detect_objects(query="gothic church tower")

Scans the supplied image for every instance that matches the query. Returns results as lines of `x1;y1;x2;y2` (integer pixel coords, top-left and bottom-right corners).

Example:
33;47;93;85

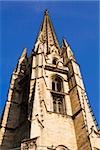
0;10;100;150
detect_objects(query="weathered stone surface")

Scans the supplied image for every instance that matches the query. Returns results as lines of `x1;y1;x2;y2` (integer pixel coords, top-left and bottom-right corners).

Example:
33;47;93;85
0;10;99;150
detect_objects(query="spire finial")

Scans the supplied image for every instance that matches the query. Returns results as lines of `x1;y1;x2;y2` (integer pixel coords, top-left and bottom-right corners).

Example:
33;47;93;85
44;9;48;15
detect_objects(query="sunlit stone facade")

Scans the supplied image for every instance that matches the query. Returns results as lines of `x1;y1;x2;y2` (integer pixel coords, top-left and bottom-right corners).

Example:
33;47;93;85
0;10;100;150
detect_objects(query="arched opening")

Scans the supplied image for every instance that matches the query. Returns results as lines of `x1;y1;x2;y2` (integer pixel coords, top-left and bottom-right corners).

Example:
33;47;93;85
51;75;65;114
56;145;69;150
52;57;58;65
52;76;62;92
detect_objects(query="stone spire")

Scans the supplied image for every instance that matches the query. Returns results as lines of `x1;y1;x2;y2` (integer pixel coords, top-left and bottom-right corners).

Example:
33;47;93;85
34;10;60;54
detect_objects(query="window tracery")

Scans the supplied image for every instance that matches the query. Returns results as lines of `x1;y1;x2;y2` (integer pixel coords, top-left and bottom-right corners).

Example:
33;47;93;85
51;75;65;114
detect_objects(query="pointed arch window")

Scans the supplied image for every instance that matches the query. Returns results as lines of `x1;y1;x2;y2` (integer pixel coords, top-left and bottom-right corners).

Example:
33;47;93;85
52;76;62;92
51;75;65;114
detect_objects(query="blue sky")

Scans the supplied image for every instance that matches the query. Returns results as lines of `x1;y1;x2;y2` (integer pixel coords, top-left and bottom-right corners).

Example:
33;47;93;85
0;1;99;126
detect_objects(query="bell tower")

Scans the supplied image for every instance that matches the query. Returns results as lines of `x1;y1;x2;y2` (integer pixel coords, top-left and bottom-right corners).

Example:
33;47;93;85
0;10;100;150
27;10;77;149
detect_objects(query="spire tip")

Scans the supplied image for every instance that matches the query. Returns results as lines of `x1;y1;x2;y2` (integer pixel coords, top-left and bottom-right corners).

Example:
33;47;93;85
44;9;48;15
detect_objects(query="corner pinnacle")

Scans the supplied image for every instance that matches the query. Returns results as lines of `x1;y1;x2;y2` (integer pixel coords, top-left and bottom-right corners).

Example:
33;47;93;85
20;48;27;58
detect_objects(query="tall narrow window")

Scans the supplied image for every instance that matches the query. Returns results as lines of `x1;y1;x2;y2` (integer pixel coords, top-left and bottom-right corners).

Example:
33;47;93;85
58;100;62;113
52;94;64;114
52;76;62;92
52;81;55;91
53;101;56;112
51;75;65;114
